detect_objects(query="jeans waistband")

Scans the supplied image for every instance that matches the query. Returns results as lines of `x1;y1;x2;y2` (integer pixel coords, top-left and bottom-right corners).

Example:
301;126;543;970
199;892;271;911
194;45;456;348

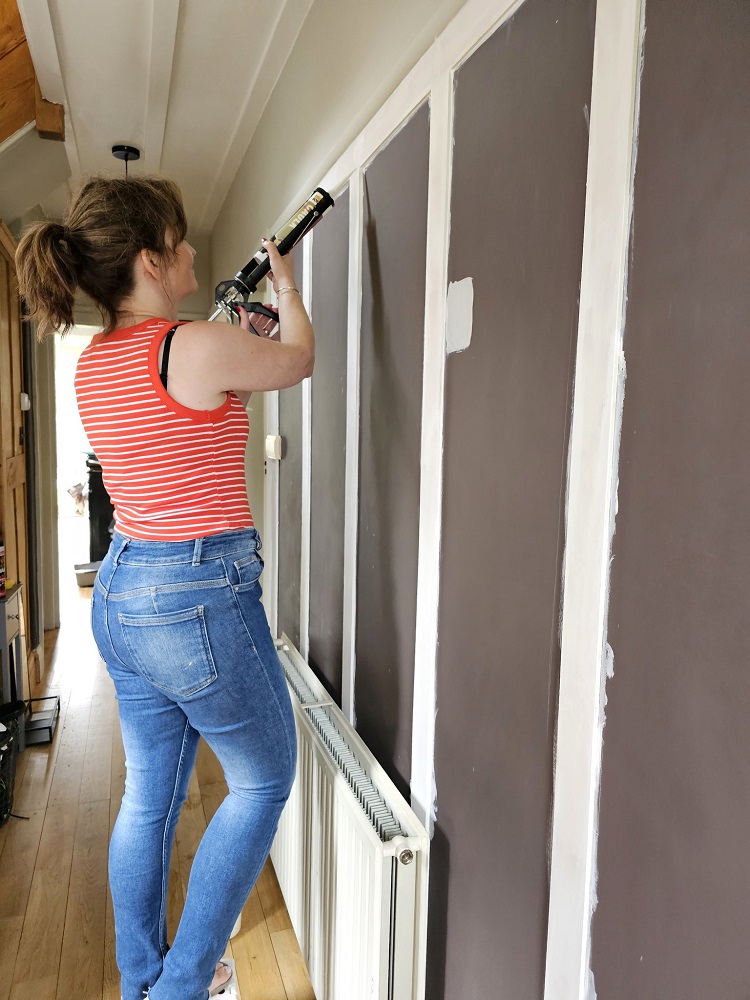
110;527;260;567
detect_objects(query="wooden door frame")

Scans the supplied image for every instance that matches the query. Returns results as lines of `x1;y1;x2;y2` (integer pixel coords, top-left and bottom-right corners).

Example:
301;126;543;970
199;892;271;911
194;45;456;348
0;218;43;691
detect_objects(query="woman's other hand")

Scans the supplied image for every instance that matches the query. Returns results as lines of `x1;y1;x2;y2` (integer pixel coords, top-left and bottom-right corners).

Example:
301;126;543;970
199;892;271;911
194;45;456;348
236;303;280;340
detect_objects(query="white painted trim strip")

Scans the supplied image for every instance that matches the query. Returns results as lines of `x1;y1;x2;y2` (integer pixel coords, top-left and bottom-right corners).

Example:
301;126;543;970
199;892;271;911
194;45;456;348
143;0;180;173
544;1;645;997
264;282;281;639
299;234;313;660
341;166;363;725
409;62;453;839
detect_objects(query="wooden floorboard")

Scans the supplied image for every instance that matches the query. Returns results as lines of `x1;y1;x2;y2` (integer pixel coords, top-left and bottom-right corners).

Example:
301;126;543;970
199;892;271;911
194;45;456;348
0;916;24;1000
257;866;315;1000
0;517;315;999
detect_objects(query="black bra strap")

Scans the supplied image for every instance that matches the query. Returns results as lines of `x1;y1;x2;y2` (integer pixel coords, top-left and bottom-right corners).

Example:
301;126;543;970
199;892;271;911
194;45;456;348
160;324;180;389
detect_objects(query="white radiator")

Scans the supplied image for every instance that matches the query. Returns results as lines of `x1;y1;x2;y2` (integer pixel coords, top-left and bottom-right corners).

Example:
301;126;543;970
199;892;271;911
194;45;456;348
270;638;430;1000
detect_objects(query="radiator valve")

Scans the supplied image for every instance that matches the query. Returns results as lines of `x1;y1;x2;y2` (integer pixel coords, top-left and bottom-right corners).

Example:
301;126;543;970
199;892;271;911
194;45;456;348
399;849;414;866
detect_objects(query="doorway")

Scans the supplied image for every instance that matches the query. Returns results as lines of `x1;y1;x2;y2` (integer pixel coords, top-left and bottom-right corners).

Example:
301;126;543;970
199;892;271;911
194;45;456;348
53;326;98;611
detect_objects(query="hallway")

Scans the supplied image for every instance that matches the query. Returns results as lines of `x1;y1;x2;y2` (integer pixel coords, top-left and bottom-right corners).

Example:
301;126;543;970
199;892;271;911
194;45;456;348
0;516;314;1000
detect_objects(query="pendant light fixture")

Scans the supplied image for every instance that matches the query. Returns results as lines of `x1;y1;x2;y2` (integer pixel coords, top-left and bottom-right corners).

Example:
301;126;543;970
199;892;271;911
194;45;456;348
111;144;141;178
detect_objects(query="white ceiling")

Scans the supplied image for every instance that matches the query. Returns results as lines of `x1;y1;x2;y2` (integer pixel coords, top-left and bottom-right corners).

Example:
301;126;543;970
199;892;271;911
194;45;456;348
3;0;314;234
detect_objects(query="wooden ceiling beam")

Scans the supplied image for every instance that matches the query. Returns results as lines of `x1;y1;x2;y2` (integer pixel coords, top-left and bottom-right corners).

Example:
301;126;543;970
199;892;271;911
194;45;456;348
0;0;65;145
15;0;78;173
34;79;64;141
0;38;35;145
0;0;25;61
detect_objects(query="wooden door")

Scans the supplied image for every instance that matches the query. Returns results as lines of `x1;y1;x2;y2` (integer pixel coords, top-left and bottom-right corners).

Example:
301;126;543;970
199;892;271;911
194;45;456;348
0;221;30;682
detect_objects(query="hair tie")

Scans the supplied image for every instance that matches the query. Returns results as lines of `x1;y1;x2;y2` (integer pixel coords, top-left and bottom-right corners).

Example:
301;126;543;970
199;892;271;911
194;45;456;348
58;224;78;251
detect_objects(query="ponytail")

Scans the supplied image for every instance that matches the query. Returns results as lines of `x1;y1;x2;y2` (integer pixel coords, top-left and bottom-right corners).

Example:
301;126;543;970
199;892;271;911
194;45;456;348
14;176;187;340
16;221;81;338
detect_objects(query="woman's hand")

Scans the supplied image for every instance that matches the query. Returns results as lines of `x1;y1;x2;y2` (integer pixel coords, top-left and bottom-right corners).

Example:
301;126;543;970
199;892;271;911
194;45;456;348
262;237;296;293
236;303;280;340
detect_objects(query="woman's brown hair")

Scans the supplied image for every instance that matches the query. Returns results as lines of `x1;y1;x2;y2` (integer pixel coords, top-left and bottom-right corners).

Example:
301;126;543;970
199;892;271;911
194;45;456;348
15;176;188;338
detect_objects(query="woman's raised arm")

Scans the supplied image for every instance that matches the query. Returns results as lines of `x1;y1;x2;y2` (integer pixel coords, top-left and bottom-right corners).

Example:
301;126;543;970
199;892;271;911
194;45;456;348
171;238;315;395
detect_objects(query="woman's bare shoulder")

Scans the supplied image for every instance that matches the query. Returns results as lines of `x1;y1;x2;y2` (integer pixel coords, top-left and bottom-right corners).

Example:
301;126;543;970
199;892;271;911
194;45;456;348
169;318;310;392
175;318;231;339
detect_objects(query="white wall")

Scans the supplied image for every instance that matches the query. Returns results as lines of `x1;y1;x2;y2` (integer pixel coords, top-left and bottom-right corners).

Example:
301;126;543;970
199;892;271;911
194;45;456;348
0;126;71;228
210;0;470;547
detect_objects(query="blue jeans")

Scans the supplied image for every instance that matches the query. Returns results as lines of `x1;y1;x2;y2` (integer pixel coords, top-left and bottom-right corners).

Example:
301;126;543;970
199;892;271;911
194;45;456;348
91;529;297;1000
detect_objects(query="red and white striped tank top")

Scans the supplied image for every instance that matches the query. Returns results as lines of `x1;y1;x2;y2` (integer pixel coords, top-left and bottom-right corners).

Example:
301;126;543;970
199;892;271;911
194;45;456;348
75;318;254;541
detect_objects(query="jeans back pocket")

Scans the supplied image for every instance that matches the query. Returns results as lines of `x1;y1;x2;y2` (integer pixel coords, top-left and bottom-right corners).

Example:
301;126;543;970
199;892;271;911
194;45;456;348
118;605;218;698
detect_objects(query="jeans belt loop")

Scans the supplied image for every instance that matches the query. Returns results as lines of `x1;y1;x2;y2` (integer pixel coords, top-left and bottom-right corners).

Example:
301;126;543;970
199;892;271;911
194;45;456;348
192;537;203;566
113;535;129;564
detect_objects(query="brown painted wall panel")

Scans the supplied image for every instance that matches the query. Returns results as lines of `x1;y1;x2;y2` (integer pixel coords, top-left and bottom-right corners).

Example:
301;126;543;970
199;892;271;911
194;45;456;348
278;380;302;649
309;186;350;703
355;104;429;799
592;3;750;997
429;1;595;997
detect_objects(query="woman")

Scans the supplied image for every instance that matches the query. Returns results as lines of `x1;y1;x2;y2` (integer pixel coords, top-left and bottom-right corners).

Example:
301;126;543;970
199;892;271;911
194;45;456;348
16;176;314;1000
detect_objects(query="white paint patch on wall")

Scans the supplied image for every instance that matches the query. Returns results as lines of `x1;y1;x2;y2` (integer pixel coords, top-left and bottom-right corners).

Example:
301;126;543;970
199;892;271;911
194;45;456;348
445;276;474;354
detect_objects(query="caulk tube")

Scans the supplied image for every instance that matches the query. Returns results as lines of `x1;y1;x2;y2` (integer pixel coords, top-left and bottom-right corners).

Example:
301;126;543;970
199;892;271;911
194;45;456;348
212;188;334;317
234;188;334;292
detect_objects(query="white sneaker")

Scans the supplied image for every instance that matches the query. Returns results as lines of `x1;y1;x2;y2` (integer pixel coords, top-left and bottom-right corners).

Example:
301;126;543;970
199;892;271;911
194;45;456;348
210;958;240;998
119;958;239;1000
